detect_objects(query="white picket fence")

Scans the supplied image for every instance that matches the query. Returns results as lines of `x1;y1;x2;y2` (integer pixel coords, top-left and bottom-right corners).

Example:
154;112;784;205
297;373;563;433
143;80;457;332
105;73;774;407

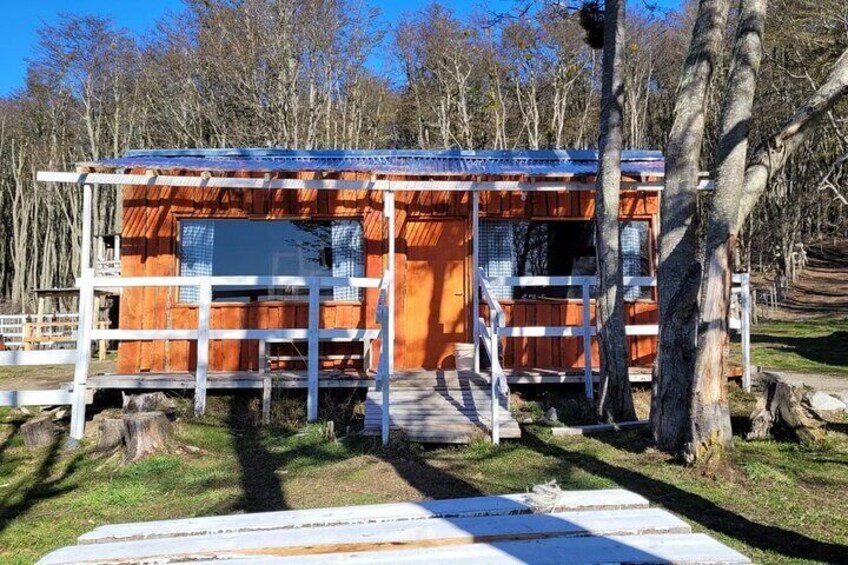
0;313;80;350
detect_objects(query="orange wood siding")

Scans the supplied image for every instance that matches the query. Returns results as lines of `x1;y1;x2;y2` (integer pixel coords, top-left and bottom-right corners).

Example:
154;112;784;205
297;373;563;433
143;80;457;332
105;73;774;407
118;171;659;374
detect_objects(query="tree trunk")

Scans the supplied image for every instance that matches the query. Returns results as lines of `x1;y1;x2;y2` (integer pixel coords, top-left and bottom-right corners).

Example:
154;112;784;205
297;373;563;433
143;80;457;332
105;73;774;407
22;415;56;449
748;374;825;444
97;417;125;452
123;412;175;462
594;0;637;423
685;0;767;465
652;0;730;453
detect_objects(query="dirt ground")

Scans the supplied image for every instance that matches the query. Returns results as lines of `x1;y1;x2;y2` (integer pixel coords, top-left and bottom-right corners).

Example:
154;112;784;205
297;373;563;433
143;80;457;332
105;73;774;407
761;238;848;320
0;358;115;390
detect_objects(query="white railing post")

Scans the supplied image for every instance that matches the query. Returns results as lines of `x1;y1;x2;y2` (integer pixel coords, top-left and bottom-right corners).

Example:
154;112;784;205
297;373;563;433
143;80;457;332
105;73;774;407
381;324;390;445
194;280;212;417
582;281;594;401
490;311;501;445
472;190;480;373
69;268;94;441
740;273;752;392
307;277;320;422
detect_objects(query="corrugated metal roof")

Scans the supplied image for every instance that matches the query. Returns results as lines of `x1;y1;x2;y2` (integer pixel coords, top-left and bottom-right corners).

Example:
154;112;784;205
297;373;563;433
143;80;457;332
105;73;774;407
91;148;665;177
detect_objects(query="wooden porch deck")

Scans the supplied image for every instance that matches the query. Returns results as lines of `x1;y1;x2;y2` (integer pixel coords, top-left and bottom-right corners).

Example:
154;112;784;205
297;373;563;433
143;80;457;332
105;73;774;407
363;370;521;444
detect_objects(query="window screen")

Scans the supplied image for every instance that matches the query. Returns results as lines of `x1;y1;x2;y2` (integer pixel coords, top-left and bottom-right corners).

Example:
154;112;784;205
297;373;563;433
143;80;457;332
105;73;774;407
479;219;651;300
178;219;364;303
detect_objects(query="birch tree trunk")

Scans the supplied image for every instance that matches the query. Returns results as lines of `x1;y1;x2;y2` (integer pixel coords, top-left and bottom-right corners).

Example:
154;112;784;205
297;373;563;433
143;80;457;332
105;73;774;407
686;0;767;465
651;0;730;453
594;0;637;423
687;41;848;464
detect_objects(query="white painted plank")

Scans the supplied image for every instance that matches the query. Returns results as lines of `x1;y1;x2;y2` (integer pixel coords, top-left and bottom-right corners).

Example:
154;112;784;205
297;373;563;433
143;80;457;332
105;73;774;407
41;509;691;565
0;389;73;407
180;533;750;564
84;275;380;289
76;490;649;544
551;420;649;437
0;349;77;366
38;171;670;193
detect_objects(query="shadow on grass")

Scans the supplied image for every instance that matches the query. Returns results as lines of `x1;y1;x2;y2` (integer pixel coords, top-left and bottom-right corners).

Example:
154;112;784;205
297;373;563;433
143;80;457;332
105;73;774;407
379;444;485;500
223;395;354;513
751;330;848;368
0;432;82;535
522;429;847;562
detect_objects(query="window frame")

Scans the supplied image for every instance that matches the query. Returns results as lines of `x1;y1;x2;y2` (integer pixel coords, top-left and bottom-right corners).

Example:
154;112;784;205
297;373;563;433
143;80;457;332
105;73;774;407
478;216;656;303
174;215;367;306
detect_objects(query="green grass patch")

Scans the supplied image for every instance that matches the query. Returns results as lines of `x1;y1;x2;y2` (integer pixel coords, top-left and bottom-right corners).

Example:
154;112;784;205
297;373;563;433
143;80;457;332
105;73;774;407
0;397;846;565
731;316;848;375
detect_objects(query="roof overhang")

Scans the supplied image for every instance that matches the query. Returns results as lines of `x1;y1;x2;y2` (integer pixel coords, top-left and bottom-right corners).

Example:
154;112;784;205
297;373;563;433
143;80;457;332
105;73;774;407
37;171;697;192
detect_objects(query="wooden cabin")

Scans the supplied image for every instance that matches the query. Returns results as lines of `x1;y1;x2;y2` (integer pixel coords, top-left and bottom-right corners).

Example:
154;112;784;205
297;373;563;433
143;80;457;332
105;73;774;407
39;149;667;444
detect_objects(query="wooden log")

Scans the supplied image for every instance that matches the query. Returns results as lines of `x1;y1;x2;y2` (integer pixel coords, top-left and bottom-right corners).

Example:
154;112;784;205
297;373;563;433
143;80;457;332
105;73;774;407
122;392;177;417
97;418;124;452
748;374;826;443
122;412;175;462
21;415;56;449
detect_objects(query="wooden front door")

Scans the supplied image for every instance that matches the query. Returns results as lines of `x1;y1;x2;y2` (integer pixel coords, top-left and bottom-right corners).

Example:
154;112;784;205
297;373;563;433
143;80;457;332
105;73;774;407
401;218;468;369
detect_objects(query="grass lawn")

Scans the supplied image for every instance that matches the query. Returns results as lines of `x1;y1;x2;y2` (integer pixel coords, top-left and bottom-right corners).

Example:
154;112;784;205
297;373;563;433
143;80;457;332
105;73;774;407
1;391;846;565
732;316;848;376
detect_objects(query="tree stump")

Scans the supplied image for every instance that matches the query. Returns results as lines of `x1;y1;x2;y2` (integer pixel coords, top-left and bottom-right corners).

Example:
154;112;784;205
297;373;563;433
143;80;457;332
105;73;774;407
97;417;125;452
122;392;177;417
748;374;826;443
122;412;175;462
21;415;56;449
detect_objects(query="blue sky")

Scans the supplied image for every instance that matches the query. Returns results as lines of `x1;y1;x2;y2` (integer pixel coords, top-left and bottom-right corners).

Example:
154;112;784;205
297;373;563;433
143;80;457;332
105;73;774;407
0;0;683;96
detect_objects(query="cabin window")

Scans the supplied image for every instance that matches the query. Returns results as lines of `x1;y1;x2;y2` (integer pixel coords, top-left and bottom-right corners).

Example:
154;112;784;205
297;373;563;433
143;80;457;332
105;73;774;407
479;219;651;300
178;219;364;303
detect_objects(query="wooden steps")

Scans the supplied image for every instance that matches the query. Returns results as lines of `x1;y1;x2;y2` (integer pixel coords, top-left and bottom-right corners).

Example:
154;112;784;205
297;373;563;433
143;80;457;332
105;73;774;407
40;489;750;564
362;370;520;443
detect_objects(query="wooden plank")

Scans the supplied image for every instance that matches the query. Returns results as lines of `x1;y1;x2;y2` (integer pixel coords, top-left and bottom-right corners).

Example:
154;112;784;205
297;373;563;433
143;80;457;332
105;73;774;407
0;350;77;366
551;420;650;437
42;509;692;564
75;490;650;545
0;389;74;407
196;533;749;564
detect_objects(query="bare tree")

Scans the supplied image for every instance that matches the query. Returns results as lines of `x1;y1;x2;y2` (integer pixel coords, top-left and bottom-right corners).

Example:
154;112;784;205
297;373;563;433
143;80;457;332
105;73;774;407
593;0;638;422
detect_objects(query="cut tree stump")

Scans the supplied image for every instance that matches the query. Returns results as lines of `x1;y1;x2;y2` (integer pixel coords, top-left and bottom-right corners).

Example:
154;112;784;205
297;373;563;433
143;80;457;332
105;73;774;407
123;392;177;417
97;418;124;452
748;374;826;443
123;412;175;462
22;415;56;449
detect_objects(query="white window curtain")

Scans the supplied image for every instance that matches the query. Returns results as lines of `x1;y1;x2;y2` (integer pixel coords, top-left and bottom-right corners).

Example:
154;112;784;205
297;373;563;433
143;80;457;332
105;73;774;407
179;220;215;303
331;221;364;301
621;223;642;301
480;220;515;300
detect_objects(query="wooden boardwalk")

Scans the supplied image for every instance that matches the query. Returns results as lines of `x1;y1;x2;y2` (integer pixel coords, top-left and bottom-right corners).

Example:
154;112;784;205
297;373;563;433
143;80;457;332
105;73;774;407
39;489;750;564
363;370;520;443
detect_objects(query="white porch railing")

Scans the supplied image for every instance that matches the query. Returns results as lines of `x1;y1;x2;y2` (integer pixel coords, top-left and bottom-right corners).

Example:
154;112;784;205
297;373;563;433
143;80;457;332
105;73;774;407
476;269;659;442
67;272;390;440
476;270;754;442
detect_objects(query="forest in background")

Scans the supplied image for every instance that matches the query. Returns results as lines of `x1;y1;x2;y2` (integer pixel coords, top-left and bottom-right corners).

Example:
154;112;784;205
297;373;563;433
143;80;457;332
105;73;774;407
0;0;845;311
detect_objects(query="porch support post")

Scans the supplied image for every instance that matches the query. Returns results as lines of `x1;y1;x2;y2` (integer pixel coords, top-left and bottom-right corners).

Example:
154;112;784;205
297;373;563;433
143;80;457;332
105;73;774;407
194;280;212;417
382;190;396;445
740;273;752;392
472;189;480;373
69;182;94;442
582;281;594;400
307;277;320;422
